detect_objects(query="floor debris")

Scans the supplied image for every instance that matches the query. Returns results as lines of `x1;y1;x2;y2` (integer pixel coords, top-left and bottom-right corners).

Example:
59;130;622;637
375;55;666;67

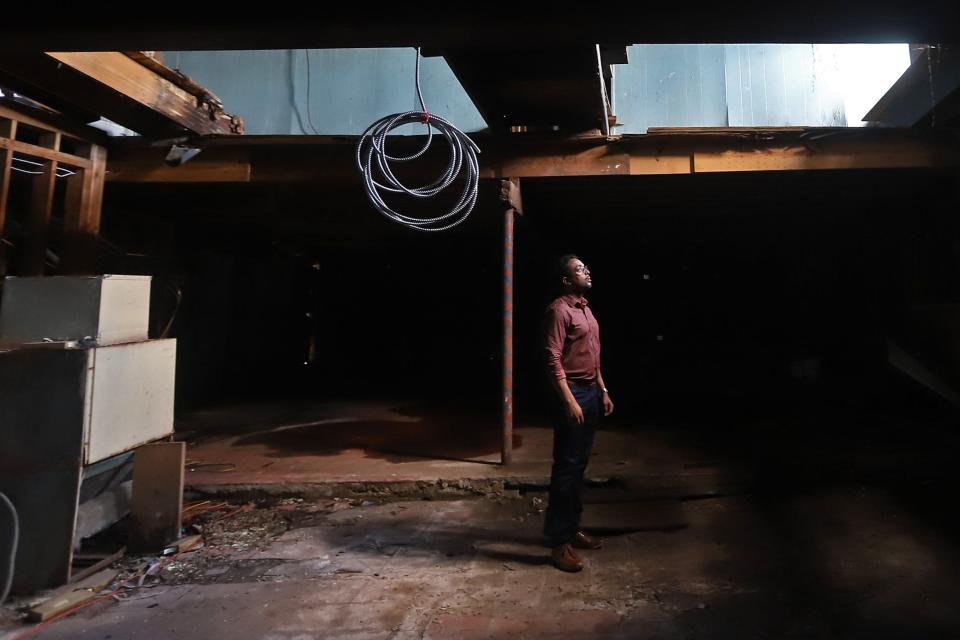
4;478;960;639
26;569;118;622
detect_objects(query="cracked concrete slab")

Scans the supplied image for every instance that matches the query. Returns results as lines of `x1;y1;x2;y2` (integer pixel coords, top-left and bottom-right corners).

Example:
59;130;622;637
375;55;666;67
6;483;960;639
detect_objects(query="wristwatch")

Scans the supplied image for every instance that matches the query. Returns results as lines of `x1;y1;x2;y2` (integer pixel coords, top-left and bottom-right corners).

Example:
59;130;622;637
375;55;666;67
600;386;609;394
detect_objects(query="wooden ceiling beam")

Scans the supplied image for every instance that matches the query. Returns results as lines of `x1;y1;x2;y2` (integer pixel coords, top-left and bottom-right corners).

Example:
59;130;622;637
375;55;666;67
0;52;242;138
105;130;960;184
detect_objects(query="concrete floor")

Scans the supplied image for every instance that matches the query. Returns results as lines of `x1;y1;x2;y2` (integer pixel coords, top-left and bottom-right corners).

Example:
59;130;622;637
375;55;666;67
176;399;747;496
177;398;955;501
4;398;960;638
4;484;960;639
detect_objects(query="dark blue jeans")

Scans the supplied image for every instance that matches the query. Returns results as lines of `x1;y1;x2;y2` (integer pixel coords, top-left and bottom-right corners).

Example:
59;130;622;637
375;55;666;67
543;383;601;546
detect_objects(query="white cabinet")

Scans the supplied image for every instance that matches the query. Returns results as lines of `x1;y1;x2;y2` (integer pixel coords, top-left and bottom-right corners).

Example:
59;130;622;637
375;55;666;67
0;275;151;346
83;339;177;463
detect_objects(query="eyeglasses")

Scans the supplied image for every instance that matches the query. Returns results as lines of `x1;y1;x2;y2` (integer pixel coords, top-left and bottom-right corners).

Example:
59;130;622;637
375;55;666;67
573;264;590;275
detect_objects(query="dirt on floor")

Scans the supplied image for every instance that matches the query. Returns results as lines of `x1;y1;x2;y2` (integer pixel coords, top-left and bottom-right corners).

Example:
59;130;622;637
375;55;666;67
3;476;960;640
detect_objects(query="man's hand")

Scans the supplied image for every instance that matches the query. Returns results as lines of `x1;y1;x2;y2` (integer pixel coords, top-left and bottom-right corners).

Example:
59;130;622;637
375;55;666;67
602;392;614;417
566;399;585;425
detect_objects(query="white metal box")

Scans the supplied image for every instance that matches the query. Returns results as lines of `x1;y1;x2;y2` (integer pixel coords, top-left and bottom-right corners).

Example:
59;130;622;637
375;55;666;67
83;339;177;463
0;339;177;465
0;275;151;346
0;338;176;592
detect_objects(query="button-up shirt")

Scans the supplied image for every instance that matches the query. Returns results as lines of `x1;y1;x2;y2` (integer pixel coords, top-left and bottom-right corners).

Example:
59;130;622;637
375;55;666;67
544;293;601;382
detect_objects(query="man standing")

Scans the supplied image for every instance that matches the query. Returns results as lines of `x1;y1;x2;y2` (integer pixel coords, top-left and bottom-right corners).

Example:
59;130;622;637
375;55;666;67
543;255;614;572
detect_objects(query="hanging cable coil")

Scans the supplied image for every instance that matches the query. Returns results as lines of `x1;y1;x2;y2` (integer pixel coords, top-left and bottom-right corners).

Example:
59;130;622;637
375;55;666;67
355;48;480;232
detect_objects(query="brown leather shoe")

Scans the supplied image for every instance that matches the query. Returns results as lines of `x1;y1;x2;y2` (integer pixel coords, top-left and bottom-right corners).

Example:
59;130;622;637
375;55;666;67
551;543;584;572
572;530;602;550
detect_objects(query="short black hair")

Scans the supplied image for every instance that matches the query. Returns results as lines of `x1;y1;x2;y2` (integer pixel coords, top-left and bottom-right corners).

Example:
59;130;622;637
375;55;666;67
556;254;581;282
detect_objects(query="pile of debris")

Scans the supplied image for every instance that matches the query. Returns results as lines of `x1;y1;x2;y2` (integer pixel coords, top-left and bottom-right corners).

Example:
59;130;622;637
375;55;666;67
1;498;366;635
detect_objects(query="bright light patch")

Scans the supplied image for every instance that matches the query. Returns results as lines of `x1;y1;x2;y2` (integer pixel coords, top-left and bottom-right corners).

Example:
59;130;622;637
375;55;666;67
818;44;912;125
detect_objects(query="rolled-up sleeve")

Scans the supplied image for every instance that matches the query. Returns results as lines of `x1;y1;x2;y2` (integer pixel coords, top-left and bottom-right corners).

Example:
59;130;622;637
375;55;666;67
544;307;567;380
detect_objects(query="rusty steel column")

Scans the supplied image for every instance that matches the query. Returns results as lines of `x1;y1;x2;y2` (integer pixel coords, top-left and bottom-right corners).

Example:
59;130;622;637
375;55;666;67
500;179;522;465
503;204;514;464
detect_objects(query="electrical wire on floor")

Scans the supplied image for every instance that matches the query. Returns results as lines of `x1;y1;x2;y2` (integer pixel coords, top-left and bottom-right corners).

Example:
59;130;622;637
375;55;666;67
184;459;236;473
0;491;18;606
181;500;231;516
356;47;480;232
11;539;197;640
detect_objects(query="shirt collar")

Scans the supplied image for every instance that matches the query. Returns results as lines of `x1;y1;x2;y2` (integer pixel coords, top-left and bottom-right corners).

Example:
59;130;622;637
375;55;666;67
562;293;589;309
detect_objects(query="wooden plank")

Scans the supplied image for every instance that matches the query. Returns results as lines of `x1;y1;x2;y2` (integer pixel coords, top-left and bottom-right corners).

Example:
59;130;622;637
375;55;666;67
0;119;13;277
694;147;946;172
107;147;251;183
46;52;241;136
23;156;57;276
0;52;239;137
129;441;185;553
123;51;227;108
0;138;92;169
0;340;80;352
63;169;88;234
676;130;960;170
647;126;810;135
109;144;668;183
63;145;106;274
27;568;118;622
61;169;96;275
484;144;690;177
69;547;125;585
162;534;202;556
87;145;106;233
104;131;960;184
629;150;693;175
0;101;109;148
481;146;634;178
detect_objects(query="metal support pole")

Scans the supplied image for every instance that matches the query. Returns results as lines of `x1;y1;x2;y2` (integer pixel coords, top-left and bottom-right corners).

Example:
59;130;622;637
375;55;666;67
503;204;515;464
500;179;522;465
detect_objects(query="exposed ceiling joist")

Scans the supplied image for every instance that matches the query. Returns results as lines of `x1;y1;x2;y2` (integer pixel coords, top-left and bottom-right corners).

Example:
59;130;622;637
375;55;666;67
0;52;243;138
105;129;960;184
0;101;109;148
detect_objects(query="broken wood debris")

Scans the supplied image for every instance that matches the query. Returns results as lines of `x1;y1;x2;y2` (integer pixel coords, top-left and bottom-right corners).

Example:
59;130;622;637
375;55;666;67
27;569;118;622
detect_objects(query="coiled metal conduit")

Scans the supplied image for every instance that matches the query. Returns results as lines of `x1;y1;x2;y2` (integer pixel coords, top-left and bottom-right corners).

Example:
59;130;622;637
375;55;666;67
355;48;480;232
